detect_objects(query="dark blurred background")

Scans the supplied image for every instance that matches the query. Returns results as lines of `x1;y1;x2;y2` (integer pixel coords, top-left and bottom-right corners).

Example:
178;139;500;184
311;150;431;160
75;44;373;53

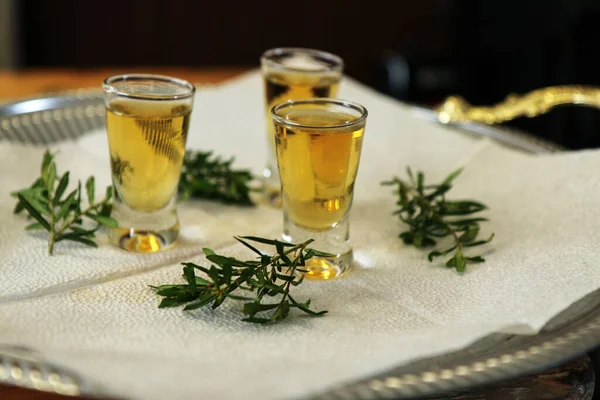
2;0;600;149
2;0;599;150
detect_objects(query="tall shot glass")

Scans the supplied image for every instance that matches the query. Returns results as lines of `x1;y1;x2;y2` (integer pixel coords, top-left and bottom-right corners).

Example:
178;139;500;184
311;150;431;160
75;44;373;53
103;74;195;253
271;98;368;279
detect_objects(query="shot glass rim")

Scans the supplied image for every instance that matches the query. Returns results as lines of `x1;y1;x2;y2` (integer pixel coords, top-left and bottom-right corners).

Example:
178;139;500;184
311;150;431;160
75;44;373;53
260;47;344;74
102;74;196;101
271;98;368;130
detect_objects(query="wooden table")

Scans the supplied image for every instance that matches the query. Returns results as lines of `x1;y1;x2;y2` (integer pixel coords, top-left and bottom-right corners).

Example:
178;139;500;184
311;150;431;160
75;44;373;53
0;67;248;100
0;67;595;400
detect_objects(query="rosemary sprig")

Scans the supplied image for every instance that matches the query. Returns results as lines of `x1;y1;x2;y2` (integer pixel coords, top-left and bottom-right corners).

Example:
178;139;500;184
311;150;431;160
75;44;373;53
11;150;117;255
179;150;256;206
382;167;494;272
151;236;330;323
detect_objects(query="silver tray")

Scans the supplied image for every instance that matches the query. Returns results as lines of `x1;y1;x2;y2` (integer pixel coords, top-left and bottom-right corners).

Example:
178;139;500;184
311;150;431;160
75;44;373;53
0;90;598;399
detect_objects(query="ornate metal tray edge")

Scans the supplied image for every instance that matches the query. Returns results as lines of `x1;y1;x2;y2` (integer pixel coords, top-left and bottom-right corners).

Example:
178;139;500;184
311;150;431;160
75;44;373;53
0;92;598;400
0;348;91;397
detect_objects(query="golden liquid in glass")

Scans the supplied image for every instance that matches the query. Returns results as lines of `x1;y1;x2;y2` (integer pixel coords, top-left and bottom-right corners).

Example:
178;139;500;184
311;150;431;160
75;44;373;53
275;107;365;231
105;99;190;212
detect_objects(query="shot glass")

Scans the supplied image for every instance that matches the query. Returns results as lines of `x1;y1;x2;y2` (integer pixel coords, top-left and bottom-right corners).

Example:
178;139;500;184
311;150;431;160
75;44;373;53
102;74;195;253
271;98;368;279
261;48;344;205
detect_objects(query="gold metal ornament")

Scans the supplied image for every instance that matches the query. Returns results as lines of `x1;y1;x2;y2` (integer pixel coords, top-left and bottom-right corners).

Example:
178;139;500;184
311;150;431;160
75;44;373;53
437;86;600;125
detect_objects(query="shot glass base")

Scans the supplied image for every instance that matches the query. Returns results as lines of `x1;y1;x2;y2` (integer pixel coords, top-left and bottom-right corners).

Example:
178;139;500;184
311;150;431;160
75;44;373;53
302;251;353;280
282;218;352;280
109;224;179;253
109;196;180;253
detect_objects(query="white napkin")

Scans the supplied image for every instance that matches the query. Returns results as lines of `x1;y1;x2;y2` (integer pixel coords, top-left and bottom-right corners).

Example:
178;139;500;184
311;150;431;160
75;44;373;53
0;70;599;400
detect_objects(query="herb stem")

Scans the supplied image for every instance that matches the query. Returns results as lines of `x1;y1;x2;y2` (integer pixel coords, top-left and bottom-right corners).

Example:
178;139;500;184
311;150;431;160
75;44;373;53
55;202;105;237
270;239;314;264
47;178;56;256
446;225;462;251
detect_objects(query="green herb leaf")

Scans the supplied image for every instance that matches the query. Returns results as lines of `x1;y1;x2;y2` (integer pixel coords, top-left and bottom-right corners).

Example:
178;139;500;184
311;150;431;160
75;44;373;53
87;214;118;228
55;172;70;203
25;222;44;231
55;190;78;222
289;297;328;316
234;236;264;256
305;249;336;257
459;225;480;243
242;302;280;315
441;168;463;186
85;176;95;206
203;248;216;256
406;167;415;183
417;172;424;194
41;151;53;181
55;228;97;241
155;286;187;297
20;193;50;217
184;292;216;311
462;234;494;248
466;256;485;263
208;265;221;287
46;163;57;194
239;236;295;247
183;265;197;291
241;316;271;324
453;251;466;272
61;236;98;248
17;194;50;230
446;218;488;226
159;298;188;308
443;200;486;216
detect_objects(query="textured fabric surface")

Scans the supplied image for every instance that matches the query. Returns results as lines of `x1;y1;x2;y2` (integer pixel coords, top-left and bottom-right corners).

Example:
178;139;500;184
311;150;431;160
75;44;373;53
0;71;598;400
